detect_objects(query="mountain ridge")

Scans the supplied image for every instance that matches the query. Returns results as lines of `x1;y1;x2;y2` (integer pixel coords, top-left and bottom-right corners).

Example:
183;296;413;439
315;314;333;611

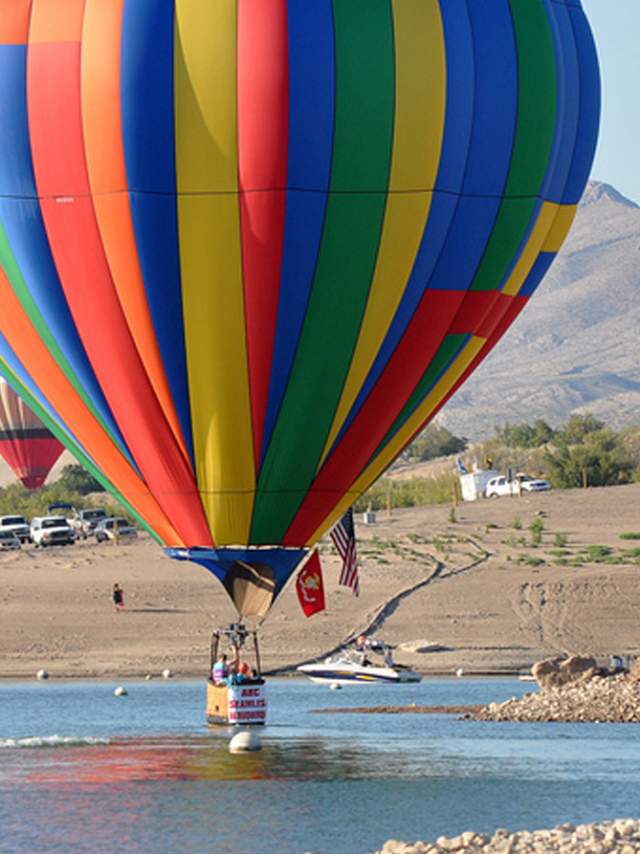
440;181;640;439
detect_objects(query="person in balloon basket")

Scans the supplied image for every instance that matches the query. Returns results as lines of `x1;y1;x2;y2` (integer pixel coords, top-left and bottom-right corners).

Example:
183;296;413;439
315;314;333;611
212;654;229;685
112;583;125;613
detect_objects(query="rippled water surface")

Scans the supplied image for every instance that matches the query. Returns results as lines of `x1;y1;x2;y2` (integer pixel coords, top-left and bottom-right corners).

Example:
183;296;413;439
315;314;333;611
1;679;639;853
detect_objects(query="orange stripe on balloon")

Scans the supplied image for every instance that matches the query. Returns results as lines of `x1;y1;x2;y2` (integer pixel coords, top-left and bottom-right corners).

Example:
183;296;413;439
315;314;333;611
80;0;190;464
29;0;84;43
26;27;211;546
0;0;32;43
0;266;183;545
237;0;289;464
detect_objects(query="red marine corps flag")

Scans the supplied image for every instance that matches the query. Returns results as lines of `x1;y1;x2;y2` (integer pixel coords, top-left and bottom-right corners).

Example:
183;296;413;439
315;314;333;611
296;551;325;618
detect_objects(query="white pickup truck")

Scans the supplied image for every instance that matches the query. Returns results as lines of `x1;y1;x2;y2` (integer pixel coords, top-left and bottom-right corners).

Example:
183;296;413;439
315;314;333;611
30;516;76;547
0;514;31;544
485;474;550;498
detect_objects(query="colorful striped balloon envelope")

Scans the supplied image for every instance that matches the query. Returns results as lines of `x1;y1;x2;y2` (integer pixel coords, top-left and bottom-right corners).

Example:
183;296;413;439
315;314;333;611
0;1;599;615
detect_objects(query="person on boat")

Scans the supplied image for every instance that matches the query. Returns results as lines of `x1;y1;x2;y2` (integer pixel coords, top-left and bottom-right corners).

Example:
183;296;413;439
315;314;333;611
212;654;229;684
354;635;371;667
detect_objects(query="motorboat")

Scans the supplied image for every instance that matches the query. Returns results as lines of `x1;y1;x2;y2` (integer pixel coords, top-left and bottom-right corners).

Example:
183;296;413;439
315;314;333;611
298;638;422;685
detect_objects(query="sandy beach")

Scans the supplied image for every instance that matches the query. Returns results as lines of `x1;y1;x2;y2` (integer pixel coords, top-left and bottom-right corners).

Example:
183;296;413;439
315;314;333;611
1;483;639;679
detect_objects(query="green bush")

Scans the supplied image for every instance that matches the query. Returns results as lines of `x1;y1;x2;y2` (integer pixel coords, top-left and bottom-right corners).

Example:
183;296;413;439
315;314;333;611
553;533;568;548
583;545;613;562
57;464;105;495
405;424;467;462
620;532;640;540
529;518;545;545
512;517;523;530
354;473;458;512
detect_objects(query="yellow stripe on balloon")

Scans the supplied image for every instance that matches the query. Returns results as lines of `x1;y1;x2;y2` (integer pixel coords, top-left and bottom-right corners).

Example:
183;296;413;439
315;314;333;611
502;202;576;296
306;336;485;546
318;0;446;465
174;0;255;545
542;203;577;253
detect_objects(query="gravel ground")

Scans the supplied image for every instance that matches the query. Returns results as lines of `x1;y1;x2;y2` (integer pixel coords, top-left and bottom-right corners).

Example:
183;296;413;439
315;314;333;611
377;818;640;853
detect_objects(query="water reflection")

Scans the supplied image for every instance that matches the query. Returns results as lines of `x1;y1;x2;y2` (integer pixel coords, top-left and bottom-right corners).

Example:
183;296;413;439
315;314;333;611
20;734;423;785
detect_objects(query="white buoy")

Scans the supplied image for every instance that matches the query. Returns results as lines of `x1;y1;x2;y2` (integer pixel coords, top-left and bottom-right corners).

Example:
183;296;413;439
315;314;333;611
162;668;173;679
114;686;128;697
330;682;341;690
145;674;153;681
455;667;464;678
229;730;262;753
36;669;49;681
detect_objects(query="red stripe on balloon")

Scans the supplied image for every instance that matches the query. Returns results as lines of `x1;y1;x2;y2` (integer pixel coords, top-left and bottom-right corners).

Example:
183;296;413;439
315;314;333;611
397;295;530;458
26;37;212;547
283;289;466;545
237;0;289;466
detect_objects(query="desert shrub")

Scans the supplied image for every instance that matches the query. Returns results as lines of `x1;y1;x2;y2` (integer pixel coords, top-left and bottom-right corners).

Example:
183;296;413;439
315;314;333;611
529;518;545;545
512;517;523;530
583;545;613;562
620;532;640;540
517;555;545;567
554;533;568;548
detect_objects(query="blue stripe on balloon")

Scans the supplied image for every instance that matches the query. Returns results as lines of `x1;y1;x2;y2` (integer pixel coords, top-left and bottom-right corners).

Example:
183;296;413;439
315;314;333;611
121;0;194;464
0;47;35;197
542;0;580;203
519;252;556;298
461;0;517;197
434;0;474;194
260;0;335;464
563;4;601;204
0;199;133;459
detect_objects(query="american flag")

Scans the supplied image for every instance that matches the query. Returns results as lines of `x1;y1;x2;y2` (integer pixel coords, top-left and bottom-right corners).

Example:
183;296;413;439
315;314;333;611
330;508;359;596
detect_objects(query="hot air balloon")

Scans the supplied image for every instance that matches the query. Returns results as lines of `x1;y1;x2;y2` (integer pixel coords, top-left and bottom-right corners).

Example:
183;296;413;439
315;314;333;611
0;378;64;490
0;1;599;616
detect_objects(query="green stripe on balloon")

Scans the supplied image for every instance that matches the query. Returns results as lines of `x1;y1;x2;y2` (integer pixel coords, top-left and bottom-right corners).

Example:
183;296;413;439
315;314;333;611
370;334;469;461
0;219;129;457
470;0;557;292
251;0;395;544
0;357;160;544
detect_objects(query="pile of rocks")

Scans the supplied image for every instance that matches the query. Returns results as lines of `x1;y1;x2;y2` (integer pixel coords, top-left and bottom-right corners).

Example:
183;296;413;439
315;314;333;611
472;673;640;723
377;819;640;853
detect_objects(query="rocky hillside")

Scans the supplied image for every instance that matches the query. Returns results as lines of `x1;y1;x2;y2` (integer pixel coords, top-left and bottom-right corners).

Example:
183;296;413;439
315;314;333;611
441;181;640;439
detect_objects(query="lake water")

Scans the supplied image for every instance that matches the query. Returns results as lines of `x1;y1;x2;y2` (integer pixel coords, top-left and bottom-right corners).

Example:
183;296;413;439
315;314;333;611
1;678;639;853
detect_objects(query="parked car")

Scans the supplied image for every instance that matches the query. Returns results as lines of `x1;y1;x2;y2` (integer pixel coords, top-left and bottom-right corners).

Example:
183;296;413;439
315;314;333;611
0;514;31;543
30;516;76;547
0;529;21;550
47;503;109;539
518;475;551;493
95;517;137;543
485;474;551;498
70;508;108;539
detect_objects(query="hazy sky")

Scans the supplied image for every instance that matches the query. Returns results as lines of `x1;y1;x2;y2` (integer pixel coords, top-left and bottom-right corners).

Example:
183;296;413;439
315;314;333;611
582;0;640;203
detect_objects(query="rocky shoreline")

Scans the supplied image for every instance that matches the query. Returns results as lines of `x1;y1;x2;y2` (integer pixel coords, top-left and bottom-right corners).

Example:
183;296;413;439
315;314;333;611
472;672;640;724
377;819;640;853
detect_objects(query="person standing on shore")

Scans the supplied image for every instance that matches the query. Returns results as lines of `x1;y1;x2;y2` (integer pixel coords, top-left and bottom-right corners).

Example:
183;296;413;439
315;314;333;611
112;583;124;613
